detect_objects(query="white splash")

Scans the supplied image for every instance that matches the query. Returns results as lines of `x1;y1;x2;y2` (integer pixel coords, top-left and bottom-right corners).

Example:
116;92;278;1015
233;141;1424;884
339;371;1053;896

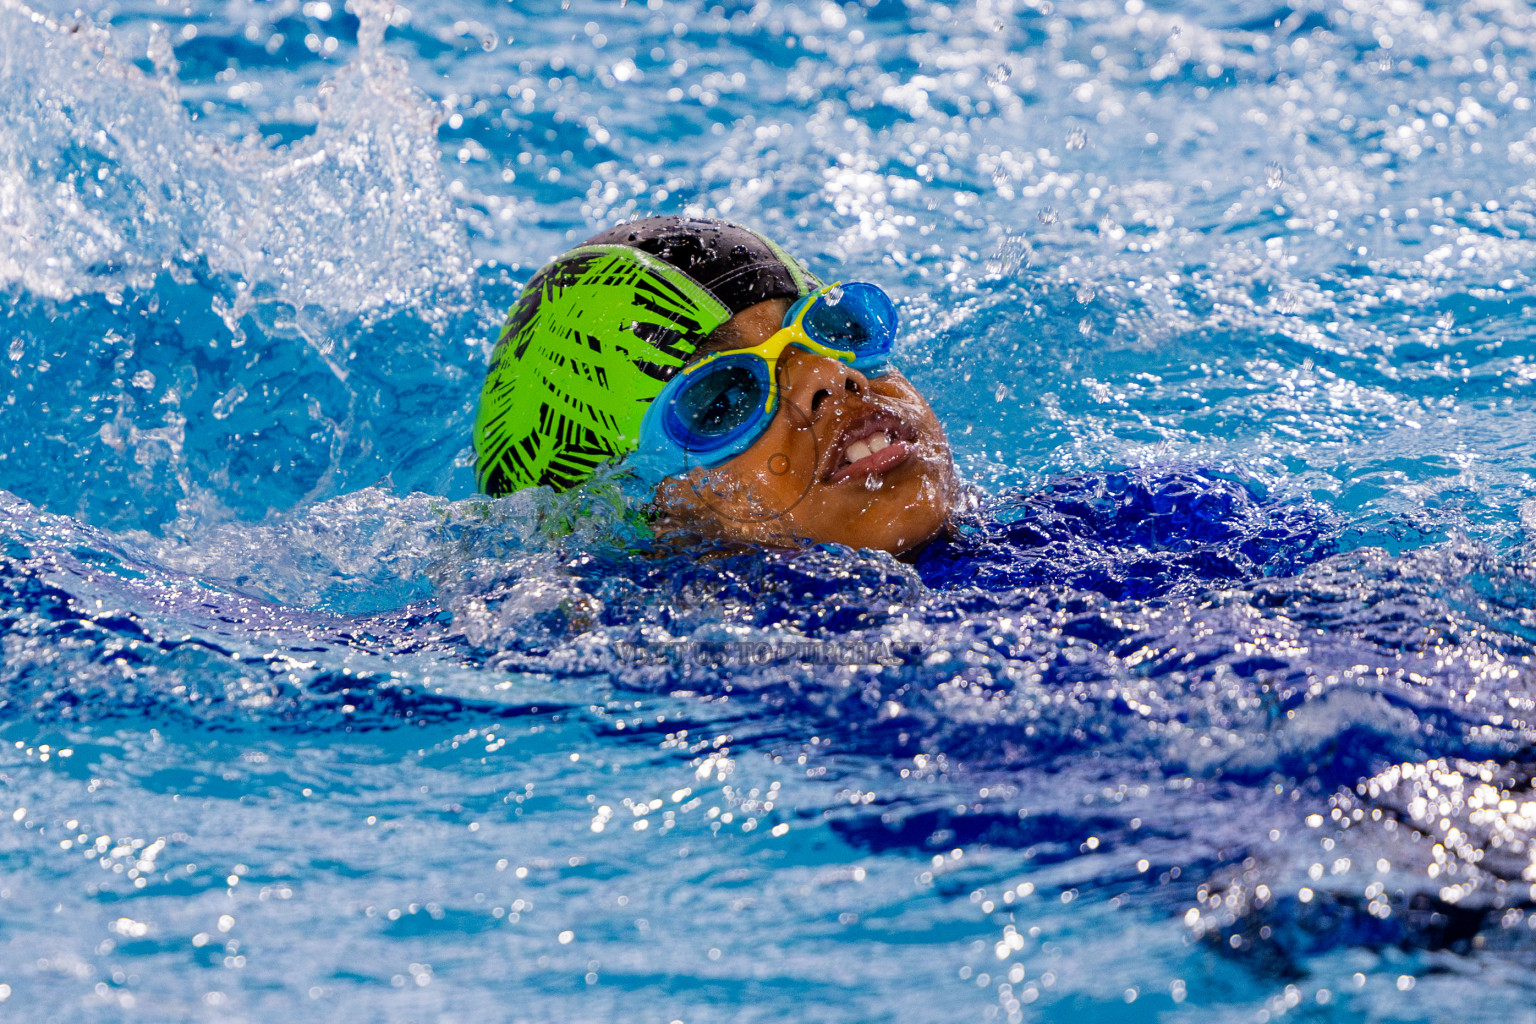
0;0;472;319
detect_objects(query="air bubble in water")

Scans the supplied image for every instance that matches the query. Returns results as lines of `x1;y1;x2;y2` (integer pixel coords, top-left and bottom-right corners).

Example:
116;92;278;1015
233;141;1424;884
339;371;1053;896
985;64;1012;87
482;34;498;51
994;383;1008;402
1436;310;1455;330
1038;207;1057;225
1075;284;1095;303
1066;128;1087;151
1266;162;1284;189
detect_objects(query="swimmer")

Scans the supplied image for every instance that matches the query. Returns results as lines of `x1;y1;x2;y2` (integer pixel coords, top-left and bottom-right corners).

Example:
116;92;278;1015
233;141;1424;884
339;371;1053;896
473;217;957;555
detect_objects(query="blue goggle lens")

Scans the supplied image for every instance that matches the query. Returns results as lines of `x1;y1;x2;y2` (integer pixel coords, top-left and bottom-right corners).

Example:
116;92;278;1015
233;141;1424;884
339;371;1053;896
802;282;897;357
676;364;759;436
664;354;771;449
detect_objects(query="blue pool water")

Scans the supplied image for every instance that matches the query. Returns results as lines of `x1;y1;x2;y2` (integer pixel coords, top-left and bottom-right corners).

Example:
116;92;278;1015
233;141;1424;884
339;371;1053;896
4;0;1536;1020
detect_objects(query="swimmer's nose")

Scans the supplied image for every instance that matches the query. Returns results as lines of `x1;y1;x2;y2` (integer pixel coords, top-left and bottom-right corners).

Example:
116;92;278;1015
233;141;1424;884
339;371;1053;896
779;346;868;422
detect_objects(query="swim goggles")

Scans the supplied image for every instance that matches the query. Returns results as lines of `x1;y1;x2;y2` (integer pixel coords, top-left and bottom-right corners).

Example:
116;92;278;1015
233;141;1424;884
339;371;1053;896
630;282;899;483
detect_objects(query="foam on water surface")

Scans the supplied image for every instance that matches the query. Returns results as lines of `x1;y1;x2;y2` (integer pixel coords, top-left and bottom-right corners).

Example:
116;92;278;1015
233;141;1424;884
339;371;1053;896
2;0;1536;1021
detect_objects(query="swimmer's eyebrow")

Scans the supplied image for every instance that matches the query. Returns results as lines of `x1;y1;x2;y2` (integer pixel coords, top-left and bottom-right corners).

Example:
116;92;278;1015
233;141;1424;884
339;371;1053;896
685;332;742;364
684;320;762;365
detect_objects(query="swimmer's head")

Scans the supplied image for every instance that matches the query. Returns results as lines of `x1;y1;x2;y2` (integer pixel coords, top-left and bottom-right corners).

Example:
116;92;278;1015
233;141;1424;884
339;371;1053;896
473;216;956;554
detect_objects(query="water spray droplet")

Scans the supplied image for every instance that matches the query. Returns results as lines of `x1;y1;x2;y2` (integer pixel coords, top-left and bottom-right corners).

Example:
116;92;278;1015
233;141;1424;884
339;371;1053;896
1266;162;1284;189
146;23;179;77
1066;128;1087;151
986;235;1032;277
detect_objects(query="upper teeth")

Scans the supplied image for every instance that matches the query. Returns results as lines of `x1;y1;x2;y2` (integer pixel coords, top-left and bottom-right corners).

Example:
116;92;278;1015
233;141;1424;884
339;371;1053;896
844;431;892;465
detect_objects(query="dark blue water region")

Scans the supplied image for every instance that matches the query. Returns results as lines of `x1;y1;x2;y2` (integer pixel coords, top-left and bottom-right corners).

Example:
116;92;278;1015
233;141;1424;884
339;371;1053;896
5;467;1535;1019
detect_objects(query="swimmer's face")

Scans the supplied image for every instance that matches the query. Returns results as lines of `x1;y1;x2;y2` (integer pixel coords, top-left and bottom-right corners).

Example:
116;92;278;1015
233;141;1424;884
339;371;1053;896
653;297;957;555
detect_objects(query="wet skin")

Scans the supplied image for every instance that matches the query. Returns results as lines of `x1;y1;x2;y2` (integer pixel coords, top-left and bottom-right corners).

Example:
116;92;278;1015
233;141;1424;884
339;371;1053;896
653;297;957;555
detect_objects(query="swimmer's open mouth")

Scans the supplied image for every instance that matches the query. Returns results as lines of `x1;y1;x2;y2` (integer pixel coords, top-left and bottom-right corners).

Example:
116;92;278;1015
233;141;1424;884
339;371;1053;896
824;410;916;484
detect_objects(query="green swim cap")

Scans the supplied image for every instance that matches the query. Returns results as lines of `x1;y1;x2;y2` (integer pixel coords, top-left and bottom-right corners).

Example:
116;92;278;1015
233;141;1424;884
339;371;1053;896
473;217;817;495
